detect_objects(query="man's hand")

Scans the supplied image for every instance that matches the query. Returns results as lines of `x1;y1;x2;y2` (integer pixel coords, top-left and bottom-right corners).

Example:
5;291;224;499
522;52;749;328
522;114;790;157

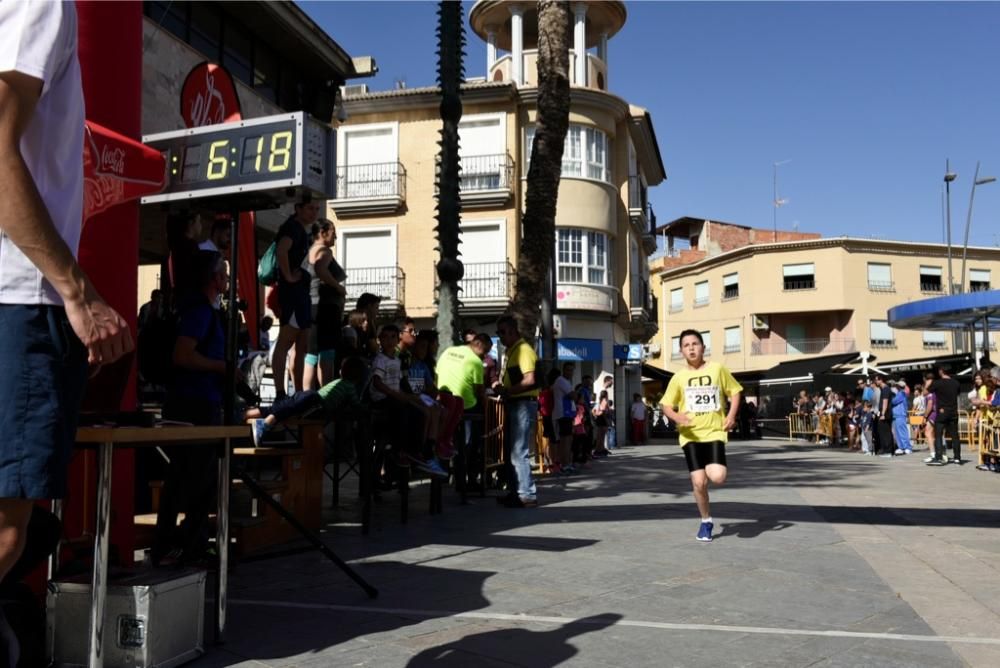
723;415;737;431
63;277;133;367
673;413;692;427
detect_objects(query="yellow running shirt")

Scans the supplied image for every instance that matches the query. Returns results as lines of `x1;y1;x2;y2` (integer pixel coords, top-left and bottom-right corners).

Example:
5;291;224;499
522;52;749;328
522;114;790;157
662;361;743;446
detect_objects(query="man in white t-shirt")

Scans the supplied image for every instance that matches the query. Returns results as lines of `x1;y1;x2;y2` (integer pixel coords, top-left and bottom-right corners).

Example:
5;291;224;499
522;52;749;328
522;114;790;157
551;362;576;473
630;394;648;445
0;3;132;660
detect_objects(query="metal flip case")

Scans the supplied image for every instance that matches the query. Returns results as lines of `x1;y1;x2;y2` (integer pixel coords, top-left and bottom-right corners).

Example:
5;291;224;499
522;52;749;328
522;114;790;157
47;569;206;668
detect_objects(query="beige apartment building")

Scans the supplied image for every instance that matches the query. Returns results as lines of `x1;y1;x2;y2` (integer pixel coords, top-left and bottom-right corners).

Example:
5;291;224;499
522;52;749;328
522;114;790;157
329;0;666;399
649;219;1000;376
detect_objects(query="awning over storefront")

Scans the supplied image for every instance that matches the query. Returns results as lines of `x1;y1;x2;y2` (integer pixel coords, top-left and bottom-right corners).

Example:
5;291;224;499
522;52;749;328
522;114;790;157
759;352;866;386
863;353;975;378
888;290;1000;330
641;364;673;384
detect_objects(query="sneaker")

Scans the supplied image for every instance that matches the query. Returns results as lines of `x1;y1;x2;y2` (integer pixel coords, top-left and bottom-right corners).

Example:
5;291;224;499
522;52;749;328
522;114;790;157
251;419;267;447
903;450;913;455
926;459;945;466
923;455;936;463
952;458;964;465
696;521;713;542
500;495;538;508
410;457;448;479
894;449;905;455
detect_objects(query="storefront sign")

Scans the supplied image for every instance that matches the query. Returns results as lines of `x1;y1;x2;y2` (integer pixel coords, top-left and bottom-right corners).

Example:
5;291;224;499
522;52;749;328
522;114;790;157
614;343;643;362
557;338;603;361
556;285;616;313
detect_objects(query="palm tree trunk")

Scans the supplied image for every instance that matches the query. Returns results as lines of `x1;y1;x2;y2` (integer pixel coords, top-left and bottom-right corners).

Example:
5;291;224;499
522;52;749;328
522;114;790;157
434;0;466;345
510;0;571;342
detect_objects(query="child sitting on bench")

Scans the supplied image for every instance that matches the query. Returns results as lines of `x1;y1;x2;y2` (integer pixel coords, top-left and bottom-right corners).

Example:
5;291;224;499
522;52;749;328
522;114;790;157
246;356;367;446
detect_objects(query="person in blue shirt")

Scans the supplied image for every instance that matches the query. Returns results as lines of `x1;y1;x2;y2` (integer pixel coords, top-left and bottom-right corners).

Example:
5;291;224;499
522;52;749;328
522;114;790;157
891;380;913;455
154;251;228;566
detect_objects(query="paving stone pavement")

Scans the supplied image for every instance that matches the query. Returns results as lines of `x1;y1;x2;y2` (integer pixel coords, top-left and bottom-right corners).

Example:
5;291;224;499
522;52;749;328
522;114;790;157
192;439;1000;667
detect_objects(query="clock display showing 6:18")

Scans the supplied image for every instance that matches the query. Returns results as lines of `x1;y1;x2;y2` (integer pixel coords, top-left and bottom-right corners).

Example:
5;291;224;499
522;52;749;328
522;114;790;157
199;130;294;180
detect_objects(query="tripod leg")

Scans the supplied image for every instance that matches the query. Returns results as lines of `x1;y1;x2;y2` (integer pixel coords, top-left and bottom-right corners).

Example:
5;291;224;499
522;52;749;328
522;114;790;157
237;472;378;598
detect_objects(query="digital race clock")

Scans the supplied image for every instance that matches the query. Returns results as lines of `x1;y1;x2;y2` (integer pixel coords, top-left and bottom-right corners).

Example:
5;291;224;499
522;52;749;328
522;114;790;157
141;111;336;209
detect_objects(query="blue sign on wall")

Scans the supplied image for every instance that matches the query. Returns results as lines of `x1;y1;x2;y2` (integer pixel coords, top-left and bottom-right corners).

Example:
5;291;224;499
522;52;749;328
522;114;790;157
557;338;603;361
613;344;644;362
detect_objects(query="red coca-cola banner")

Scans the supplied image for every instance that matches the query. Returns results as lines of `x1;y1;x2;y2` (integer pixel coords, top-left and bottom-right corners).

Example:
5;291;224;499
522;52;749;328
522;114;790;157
82;120;165;222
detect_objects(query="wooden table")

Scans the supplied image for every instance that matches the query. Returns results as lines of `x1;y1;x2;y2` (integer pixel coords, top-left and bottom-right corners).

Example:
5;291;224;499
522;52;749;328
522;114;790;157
74;425;249;668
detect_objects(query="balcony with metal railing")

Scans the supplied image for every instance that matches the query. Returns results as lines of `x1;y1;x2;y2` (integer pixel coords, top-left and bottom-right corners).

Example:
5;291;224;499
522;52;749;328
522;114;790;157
750;338;857;356
628;175;657;254
438;153;513;208
629;280;659;338
343;266;405;308
867;281;895;293
331;162;406;216
435;261;515;313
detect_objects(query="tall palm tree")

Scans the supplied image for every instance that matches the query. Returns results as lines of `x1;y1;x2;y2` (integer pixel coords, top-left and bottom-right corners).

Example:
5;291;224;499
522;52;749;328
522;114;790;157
510;0;571;342
434;0;466;345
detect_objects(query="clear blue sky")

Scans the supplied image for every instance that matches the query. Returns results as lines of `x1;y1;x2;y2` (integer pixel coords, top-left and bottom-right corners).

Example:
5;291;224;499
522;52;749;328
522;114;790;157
302;1;1000;247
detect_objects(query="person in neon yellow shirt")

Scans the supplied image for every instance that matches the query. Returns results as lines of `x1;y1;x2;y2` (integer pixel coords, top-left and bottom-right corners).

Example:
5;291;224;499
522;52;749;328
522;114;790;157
661;329;742;542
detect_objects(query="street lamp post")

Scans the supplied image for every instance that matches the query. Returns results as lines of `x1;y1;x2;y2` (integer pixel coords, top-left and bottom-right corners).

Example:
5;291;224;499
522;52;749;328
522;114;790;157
773;159;791;242
944;160;957;295
959;161;996;293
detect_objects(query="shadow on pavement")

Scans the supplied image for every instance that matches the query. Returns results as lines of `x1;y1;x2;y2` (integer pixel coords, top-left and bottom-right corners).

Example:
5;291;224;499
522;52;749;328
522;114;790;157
405;613;622;668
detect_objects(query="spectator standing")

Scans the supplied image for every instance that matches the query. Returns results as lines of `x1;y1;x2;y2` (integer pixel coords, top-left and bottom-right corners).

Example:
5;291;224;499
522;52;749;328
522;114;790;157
0;3;133;660
492;316;539;508
271;196;319;398
551;362;576;474
436;334;492;485
927;366;961;465
891;381;913;454
153;252;228;566
138;289;164;331
197;216;231;255
303;218;346;389
592;391;611;456
630;393;647;445
538;369;560;472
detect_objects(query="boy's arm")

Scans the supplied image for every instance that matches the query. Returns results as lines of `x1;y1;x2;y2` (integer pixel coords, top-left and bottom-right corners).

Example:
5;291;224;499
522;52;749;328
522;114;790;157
723;392;741;431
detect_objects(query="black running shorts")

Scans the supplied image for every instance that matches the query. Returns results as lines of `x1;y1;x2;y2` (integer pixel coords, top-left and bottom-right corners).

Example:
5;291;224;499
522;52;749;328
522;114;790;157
682;441;728;473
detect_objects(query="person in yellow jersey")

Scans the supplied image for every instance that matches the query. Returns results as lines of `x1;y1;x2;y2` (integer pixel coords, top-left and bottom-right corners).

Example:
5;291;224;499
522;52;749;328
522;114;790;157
661;329;742;542
492;315;539;508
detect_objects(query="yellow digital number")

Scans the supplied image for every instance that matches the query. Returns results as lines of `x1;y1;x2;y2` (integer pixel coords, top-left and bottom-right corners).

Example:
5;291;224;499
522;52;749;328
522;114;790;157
253;136;264;172
207;140;229;180
268;131;293;172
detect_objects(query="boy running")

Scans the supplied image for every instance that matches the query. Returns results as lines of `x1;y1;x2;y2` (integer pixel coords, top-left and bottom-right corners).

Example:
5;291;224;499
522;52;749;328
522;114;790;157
661;330;742;542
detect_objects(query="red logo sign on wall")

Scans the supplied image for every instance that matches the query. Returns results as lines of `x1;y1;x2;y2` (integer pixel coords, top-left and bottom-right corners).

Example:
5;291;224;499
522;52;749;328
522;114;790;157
180;62;242;129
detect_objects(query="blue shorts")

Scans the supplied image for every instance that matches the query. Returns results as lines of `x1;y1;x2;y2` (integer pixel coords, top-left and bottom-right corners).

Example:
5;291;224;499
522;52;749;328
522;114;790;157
277;283;312;330
0;305;89;499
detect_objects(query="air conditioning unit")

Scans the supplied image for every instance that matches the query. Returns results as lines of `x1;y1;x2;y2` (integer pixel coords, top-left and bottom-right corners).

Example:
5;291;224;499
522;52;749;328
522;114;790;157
341;84;369;97
751;314;770;330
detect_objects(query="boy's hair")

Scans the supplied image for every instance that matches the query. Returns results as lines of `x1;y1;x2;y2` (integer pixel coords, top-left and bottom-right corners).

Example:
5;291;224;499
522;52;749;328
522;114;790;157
473;332;493;349
339;356;366;382
379;324;400;337
678;329;704;345
546;367;561;386
633;393;641;400
862;401;871;408
356;293;381;311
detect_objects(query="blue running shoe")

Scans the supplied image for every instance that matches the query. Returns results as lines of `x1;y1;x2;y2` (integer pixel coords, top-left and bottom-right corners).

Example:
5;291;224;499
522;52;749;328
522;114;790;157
252;419;267;448
696;521;713;542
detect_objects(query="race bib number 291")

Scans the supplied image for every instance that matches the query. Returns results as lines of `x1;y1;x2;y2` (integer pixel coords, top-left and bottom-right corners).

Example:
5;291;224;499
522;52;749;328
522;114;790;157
685;386;720;413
